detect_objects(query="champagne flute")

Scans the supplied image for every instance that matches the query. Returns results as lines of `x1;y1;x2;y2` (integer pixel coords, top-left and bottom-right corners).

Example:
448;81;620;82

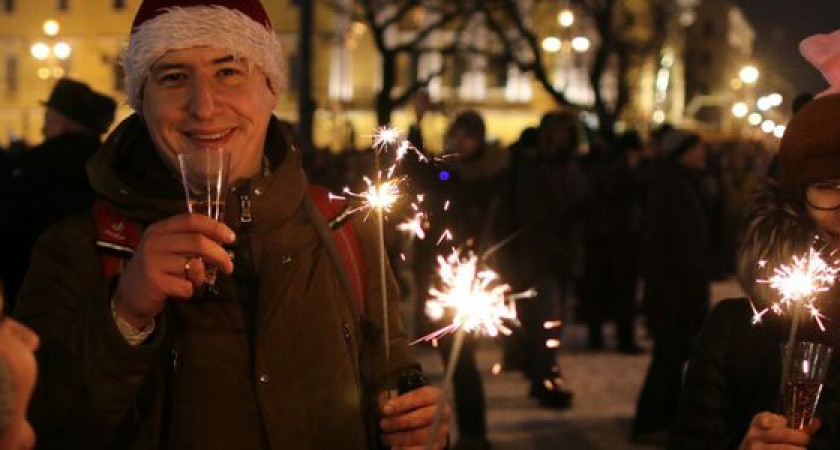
177;147;230;291
780;341;832;429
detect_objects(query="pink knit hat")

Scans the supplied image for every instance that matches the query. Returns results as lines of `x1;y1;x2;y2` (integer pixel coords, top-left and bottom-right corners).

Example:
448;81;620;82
800;28;840;98
123;0;285;111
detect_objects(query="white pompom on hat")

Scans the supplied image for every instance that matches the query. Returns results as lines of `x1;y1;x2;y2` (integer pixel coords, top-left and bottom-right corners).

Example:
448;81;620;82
123;0;285;111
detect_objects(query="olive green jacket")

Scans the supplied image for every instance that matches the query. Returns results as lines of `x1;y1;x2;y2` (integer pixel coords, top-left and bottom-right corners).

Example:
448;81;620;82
15;115;418;449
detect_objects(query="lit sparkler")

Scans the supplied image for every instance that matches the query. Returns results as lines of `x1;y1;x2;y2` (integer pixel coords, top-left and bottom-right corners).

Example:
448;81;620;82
412;250;524;344
751;248;839;330
416;249;534;450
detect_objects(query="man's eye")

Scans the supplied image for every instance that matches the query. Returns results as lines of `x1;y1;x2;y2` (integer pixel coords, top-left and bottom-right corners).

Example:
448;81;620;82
159;72;187;83
218;67;242;77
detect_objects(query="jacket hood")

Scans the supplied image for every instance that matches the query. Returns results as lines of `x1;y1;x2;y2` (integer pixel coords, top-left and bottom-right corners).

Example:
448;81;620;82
87;114;305;226
737;180;840;344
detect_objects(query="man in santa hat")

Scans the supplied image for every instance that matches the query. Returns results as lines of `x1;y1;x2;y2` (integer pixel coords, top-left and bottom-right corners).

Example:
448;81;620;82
13;0;449;448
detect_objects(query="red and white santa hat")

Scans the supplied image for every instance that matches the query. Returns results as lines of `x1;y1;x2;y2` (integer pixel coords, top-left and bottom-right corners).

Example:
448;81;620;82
123;0;284;111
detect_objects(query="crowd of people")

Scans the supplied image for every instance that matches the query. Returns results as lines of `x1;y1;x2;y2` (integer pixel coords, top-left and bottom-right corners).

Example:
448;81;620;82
0;0;838;449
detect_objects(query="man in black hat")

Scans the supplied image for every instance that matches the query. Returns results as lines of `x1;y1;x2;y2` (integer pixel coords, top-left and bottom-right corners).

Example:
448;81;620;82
0;77;116;308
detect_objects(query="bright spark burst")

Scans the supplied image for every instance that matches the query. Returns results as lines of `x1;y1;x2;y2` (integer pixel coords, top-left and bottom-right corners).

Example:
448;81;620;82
412;250;521;344
372;126;401;153
339;175;405;218
752;248;840;330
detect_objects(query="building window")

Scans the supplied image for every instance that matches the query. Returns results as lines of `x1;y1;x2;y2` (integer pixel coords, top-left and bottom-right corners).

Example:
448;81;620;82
58;0;69;12
113;0;125;10
5;55;17;94
2;0;14;13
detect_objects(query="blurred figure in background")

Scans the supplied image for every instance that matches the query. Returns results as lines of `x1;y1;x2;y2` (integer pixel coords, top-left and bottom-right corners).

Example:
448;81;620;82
577;130;645;353
0;297;39;450
414;111;506;450
498;111;589;408
632;128;713;444
0;77;116;309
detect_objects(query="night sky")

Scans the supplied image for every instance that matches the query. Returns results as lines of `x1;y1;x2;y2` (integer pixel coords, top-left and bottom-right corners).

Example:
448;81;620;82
734;0;840;97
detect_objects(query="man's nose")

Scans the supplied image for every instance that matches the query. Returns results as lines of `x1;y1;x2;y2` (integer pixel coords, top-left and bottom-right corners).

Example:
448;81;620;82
187;76;218;119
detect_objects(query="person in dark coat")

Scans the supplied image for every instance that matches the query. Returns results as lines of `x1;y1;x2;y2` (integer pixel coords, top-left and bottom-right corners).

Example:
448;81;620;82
669;92;840;449
577;130;644;353
631;127;714;443
497;111;589;409
0;77;116;309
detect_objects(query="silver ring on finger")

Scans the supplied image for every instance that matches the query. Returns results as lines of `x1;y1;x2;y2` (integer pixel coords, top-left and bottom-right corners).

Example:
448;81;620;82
184;257;193;279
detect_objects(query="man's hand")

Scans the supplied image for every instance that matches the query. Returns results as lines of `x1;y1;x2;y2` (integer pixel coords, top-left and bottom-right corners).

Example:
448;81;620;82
114;213;235;329
379;386;450;450
739;412;820;450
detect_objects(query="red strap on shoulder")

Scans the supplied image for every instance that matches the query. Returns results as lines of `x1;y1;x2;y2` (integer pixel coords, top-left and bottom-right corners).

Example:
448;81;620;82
93;200;142;278
307;185;366;317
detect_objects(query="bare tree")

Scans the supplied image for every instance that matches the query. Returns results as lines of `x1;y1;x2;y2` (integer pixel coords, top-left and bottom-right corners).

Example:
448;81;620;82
479;0;669;137
353;0;481;125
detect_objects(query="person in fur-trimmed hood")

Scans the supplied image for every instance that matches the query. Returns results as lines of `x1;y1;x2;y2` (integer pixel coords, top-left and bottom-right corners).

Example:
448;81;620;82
667;93;840;449
12;0;450;448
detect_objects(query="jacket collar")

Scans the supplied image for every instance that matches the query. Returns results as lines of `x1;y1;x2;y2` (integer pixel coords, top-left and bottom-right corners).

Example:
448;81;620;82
88;114;307;227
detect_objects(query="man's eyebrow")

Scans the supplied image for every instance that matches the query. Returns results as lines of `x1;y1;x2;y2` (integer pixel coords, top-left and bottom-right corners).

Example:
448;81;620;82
150;62;187;73
212;55;239;64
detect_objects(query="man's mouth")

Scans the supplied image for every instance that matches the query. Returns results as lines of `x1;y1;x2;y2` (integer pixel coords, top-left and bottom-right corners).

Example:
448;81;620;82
184;128;236;146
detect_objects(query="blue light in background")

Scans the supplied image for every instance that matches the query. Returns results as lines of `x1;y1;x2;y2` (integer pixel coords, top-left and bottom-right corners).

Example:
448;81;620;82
439;170;450;181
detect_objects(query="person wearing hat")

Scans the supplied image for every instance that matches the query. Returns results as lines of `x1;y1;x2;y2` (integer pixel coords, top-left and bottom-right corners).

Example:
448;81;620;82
12;0;449;449
666;95;840;448
0;77;116;310
631;126;714;444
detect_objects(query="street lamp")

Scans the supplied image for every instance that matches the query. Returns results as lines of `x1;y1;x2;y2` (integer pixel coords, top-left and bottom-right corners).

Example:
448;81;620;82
558;9;574;28
542;36;561;53
571;36;590;53
30;20;71;80
732;102;748;118
739;65;759;85
748;112;762;126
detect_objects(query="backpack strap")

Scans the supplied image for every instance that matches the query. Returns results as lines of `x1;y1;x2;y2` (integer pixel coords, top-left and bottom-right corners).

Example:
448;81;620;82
93;199;142;277
305;185;367;320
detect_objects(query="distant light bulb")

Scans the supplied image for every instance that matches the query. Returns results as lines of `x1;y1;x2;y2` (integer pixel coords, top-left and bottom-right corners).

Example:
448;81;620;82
31;42;50;60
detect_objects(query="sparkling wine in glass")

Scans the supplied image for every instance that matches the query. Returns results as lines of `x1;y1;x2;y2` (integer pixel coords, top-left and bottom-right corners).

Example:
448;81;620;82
780;341;832;429
177;147;230;289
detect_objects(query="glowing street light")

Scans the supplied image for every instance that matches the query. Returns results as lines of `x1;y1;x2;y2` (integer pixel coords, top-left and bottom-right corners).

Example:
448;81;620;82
43;20;60;37
732;102;749;118
761;119;776;133
542;36;561;53
571;36;590;53
53;42;71;60
774;125;786;138
748;112;763;126
558;9;574;28
740;65;760;85
757;96;773;111
768;93;783;107
31;42;51;60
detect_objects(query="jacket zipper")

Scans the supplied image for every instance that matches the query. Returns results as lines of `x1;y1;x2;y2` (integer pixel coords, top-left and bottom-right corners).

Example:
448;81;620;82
239;194;253;223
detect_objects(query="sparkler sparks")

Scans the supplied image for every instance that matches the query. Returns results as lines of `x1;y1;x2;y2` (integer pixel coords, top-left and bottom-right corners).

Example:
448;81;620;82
339;175;405;218
413;250;520;344
752;248;840;330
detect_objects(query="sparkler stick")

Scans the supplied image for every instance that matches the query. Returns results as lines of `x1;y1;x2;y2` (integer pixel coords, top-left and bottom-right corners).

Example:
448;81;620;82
417;250;533;450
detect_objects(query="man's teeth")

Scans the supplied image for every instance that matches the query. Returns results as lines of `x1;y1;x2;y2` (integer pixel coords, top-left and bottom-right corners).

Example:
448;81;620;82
193;131;229;140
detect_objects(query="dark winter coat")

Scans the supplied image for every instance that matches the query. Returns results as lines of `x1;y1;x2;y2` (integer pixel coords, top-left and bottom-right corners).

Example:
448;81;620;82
0;131;100;306
669;298;840;449
640;159;713;333
671;180;840;449
14;115;418;449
